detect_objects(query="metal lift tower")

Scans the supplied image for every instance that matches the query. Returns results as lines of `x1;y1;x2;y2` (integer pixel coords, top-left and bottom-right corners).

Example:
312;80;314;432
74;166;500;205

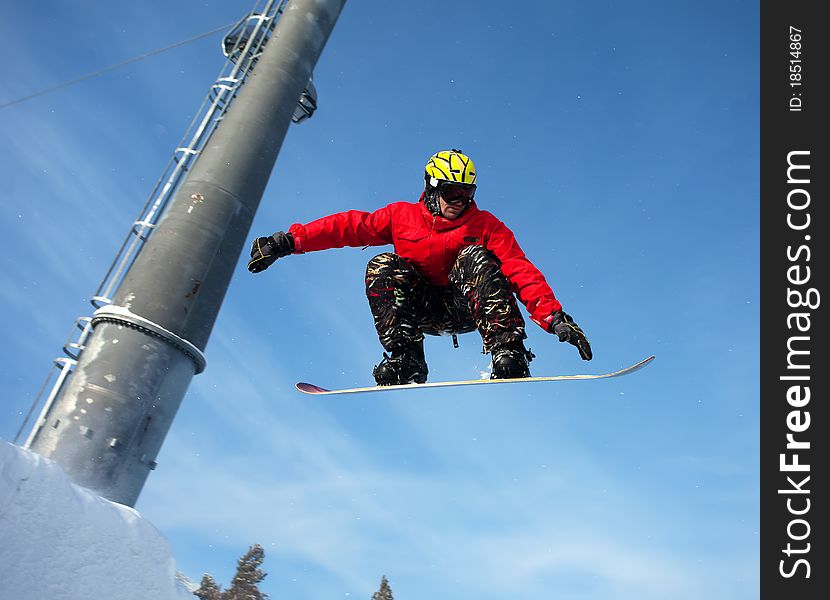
24;0;347;506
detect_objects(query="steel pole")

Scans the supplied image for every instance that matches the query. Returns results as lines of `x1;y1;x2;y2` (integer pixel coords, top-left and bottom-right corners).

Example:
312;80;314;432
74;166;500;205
28;0;347;506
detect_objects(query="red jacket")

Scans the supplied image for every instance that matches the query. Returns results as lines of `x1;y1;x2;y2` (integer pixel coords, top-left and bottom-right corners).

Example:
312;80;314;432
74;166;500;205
287;198;562;332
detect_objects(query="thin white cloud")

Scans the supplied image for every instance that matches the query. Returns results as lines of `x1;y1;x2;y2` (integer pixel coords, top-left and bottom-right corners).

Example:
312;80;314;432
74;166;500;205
145;425;729;599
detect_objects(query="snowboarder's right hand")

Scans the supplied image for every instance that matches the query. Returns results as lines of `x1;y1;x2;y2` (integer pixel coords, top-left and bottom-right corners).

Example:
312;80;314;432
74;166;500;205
247;232;294;273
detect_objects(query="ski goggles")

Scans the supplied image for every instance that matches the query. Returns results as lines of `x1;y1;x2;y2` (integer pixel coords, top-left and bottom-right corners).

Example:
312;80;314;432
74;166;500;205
439;182;476;204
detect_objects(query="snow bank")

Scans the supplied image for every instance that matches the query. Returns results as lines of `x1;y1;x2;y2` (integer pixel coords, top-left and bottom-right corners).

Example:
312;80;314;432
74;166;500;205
0;439;195;600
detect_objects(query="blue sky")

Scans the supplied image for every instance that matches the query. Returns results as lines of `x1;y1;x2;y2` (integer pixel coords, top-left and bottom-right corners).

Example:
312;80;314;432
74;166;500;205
0;1;759;598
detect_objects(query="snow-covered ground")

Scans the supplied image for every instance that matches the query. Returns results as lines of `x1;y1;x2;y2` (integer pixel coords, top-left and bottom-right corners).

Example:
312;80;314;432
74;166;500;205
0;439;195;600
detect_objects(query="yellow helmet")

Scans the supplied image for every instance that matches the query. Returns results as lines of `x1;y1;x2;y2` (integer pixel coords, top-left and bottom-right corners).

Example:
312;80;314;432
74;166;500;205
425;149;477;188
423;149;477;216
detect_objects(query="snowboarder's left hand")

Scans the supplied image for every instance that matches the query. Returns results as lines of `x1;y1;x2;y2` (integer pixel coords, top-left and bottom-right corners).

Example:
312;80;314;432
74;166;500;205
247;232;294;273
549;311;592;360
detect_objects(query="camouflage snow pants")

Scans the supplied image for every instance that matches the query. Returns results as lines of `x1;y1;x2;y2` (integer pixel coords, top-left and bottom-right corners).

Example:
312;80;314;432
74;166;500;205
365;245;526;353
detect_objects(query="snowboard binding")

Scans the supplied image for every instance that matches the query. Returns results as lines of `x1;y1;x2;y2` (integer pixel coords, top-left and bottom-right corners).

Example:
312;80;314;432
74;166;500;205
490;341;535;379
373;341;428;385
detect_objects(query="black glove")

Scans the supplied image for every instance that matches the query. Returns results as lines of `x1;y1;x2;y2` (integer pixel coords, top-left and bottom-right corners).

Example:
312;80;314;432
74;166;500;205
549;310;592;360
247;231;294;273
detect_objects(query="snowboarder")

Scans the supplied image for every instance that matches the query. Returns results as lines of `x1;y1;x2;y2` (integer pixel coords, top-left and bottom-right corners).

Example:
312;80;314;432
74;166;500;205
247;149;592;385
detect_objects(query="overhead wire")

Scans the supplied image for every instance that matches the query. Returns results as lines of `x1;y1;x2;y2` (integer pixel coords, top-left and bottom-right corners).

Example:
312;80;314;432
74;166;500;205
0;20;237;109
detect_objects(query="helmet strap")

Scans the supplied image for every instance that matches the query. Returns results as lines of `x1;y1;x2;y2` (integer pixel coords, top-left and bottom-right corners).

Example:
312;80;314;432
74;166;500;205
424;185;442;216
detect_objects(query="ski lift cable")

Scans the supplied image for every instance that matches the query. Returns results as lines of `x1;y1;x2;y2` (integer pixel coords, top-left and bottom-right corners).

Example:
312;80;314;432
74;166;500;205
0;20;238;109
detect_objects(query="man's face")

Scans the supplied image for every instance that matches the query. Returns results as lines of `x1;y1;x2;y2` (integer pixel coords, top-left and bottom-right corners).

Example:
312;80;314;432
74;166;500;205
438;184;474;220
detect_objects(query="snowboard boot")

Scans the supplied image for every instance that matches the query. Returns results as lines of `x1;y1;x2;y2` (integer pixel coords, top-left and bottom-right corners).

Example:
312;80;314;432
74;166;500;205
372;340;429;385
490;341;535;379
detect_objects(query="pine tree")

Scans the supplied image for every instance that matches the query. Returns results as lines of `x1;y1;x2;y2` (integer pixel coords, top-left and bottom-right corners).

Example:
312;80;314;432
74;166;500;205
222;544;269;600
195;574;222;600
371;575;394;600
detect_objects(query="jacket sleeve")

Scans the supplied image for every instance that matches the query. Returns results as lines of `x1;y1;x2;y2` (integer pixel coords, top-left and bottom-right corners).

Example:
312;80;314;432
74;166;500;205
287;205;394;252
483;215;563;332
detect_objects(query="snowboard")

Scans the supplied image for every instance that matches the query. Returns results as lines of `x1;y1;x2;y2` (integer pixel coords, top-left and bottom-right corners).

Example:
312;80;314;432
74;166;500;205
295;355;655;396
